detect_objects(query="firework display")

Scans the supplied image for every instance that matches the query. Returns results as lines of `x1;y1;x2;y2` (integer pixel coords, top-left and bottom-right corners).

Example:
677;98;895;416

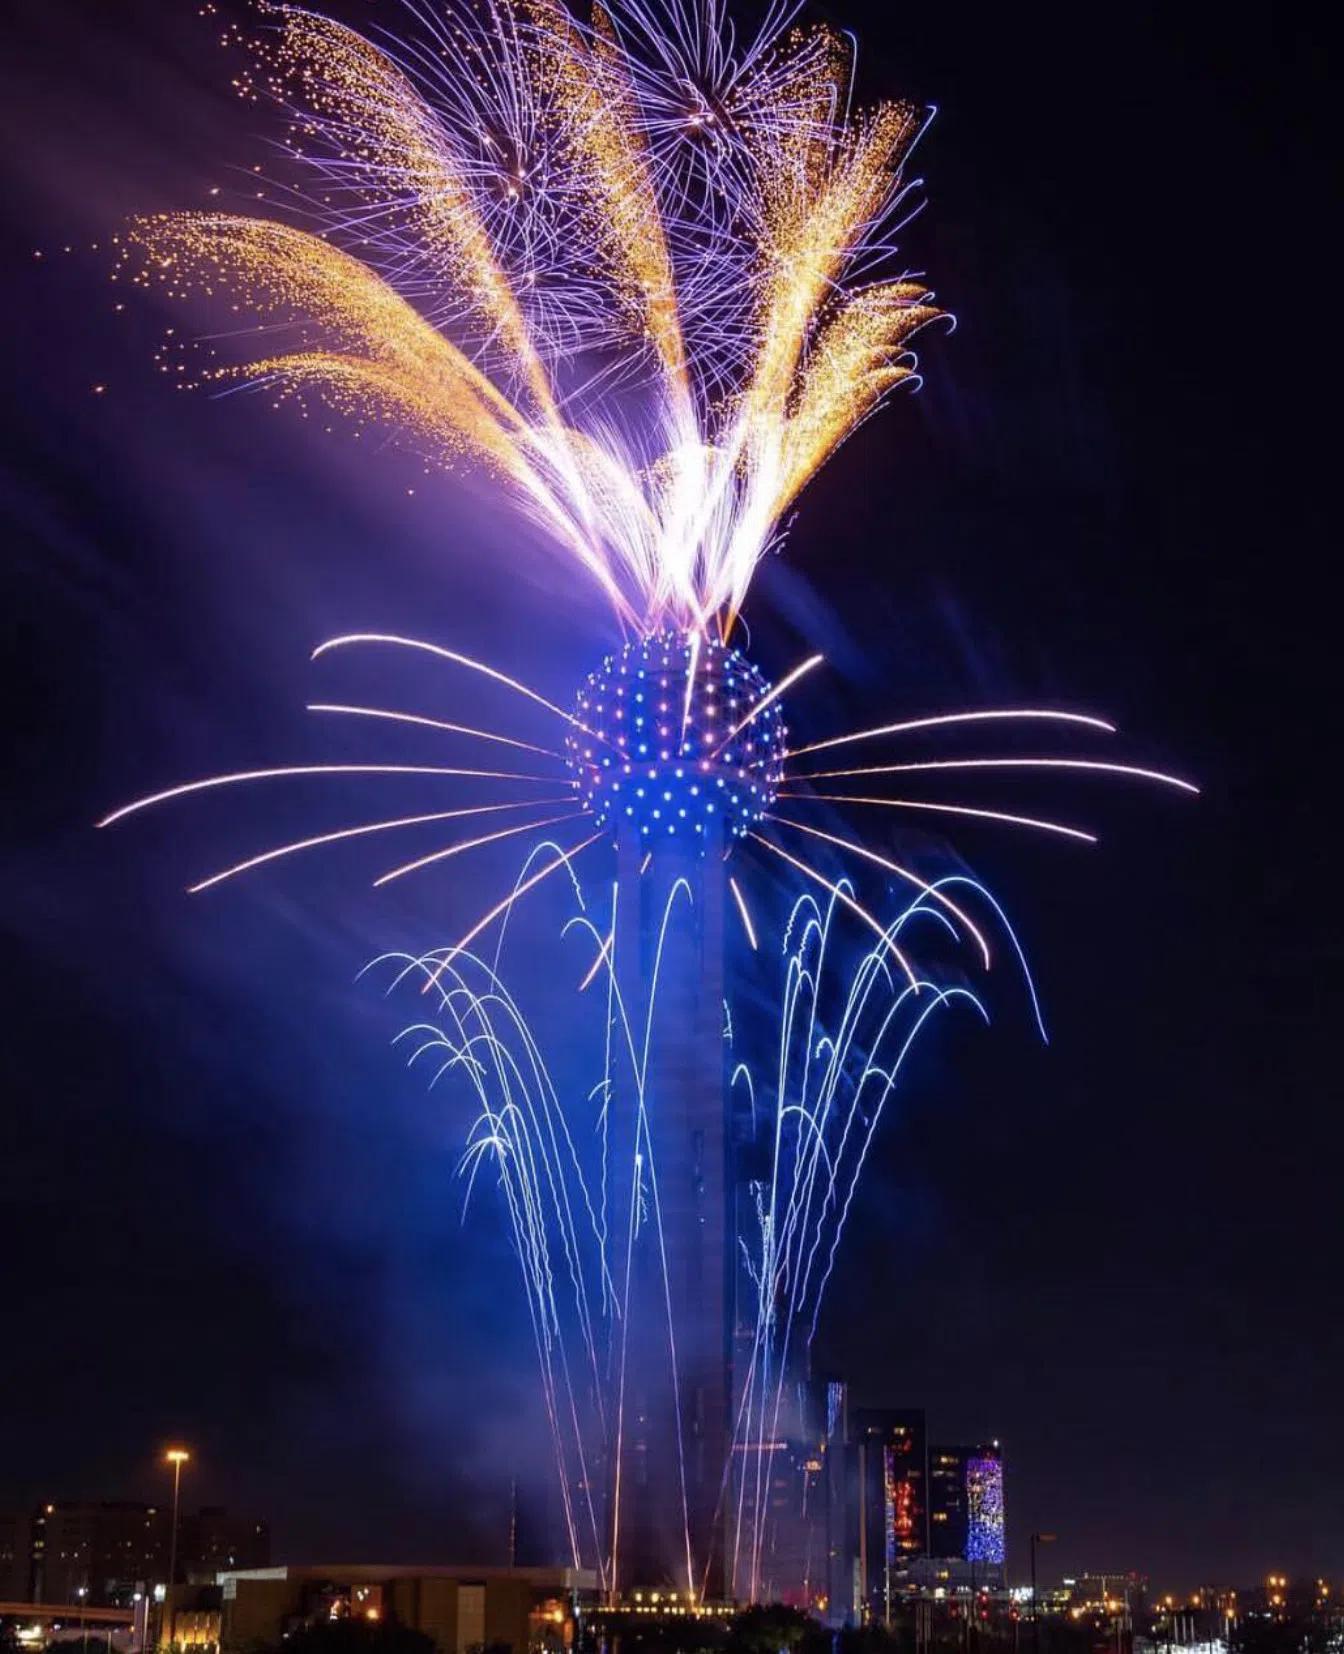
98;0;1197;1608
119;0;938;635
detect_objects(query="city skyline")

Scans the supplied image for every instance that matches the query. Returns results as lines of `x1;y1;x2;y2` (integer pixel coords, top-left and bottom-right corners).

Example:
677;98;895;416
1;0;1337;1605
5;1449;1334;1607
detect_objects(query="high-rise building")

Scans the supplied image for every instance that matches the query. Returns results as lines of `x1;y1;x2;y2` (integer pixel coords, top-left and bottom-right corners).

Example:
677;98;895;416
928;1447;971;1559
29;1501;167;1605
819;1381;859;1626
965;1448;1005;1571
852;1409;927;1622
926;1443;1005;1585
807;1415;1007;1620
13;1503;270;1606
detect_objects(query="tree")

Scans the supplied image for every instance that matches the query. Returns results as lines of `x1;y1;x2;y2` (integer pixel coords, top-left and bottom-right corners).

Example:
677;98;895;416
726;1605;824;1654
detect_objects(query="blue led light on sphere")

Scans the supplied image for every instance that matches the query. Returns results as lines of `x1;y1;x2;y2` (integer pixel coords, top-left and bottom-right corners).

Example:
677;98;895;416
565;629;787;849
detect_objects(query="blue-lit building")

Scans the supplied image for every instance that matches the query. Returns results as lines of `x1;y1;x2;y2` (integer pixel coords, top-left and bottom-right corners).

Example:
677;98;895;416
813;1425;1006;1624
928;1442;1006;1584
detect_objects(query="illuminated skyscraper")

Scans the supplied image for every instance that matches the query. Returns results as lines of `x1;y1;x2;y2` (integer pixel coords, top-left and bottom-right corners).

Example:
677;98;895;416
928;1442;1005;1580
819;1381;860;1626
852;1409;927;1622
965;1449;1005;1568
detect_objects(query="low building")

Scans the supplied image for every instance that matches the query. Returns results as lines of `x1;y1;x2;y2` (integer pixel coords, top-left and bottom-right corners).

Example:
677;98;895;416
209;1564;598;1654
181;1509;270;1578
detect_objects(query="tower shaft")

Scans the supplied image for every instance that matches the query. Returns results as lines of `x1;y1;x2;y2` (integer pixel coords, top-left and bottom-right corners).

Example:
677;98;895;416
612;823;730;1600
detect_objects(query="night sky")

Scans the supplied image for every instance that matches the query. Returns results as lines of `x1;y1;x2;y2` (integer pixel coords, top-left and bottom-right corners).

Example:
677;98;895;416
2;0;1337;1595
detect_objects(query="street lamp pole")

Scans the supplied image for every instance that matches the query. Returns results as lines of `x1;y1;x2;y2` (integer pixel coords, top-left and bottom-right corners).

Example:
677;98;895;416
164;1448;190;1651
1030;1533;1056;1654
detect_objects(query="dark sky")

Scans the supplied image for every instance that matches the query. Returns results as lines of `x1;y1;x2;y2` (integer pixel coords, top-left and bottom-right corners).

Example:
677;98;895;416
2;0;1337;1597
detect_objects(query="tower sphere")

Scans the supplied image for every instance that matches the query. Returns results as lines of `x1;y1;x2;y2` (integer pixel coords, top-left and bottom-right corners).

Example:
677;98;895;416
565;629;787;848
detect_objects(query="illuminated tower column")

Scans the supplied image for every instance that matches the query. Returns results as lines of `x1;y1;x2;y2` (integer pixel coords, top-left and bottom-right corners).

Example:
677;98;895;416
566;628;787;1603
612;814;730;1600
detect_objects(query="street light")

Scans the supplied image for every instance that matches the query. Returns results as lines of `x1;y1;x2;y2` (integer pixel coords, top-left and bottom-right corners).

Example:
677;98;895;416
1030;1534;1057;1654
164;1449;190;1585
164;1447;190;1650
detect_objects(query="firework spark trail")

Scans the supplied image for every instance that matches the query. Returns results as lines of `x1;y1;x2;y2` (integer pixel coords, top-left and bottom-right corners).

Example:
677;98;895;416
735;887;993;1598
438;874;710;1596
736;888;844;1590
713;652;824;751
305;702;568;759
391;965;594;1570
747;893;861;1592
741;893;836;1594
806;984;990;1337
749;830;918;987
490;831;598;979
310;634;584;727
764;810;993;964
776;791;1099;842
729;889;900;1592
122;0;941;633
784;706;1118;760
420;831;605;992
371;808;587;885
184;799;574;893
789;756;1202;790
728;873;758;949
366;846;985;1594
95;762;561;828
750;913;938;1581
386;944;615;1579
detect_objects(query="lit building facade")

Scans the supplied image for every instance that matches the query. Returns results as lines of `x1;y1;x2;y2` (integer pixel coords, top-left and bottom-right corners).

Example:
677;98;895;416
927;1442;1005;1580
211;1564;596;1654
29;1502;167;1606
809;1420;1006;1621
928;1448;970;1560
965;1450;1005;1569
852;1409;927;1622
9;1502;269;1607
